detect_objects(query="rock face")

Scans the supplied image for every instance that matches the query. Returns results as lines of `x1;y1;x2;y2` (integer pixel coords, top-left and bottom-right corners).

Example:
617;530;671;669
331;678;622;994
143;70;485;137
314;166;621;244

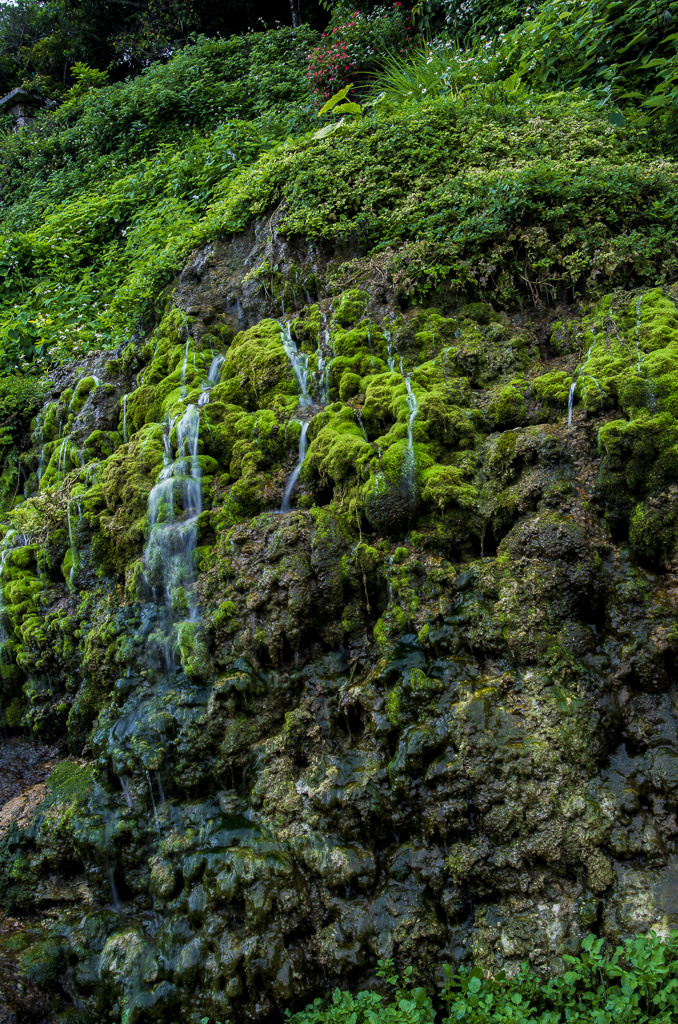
1;225;678;1022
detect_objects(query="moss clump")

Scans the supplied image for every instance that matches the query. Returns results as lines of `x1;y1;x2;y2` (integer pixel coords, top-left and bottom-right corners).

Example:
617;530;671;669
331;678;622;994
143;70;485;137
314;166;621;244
531;371;572;410
46;761;95;804
338;372;362;401
333;290;369;328
20;940;67;987
488;383;528;428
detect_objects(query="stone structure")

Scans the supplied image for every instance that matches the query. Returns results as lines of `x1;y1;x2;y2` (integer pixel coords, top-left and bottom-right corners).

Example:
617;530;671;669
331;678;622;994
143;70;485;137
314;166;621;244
0;88;54;130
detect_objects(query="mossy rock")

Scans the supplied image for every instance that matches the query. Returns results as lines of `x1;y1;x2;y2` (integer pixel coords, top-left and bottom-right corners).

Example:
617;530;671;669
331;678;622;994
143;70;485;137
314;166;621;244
531;371;572;409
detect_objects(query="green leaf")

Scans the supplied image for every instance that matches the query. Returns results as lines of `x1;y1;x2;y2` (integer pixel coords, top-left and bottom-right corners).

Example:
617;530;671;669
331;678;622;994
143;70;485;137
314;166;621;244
313;118;346;139
318;85;354;116
332;102;362;116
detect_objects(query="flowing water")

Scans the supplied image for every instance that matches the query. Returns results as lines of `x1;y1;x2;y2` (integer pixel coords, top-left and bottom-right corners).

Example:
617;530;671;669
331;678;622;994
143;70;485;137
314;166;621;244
144;403;202;617
280;421;310;513
198;354;225;407
180;336;191;398
280;324;311;407
142;350;226;629
568;343;595;428
66;498;81;589
567;381;577;427
403;376;418;487
634;295;644;374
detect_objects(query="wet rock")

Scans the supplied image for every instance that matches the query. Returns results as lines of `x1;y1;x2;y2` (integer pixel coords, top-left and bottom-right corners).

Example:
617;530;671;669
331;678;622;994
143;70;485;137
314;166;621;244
2;276;678;1021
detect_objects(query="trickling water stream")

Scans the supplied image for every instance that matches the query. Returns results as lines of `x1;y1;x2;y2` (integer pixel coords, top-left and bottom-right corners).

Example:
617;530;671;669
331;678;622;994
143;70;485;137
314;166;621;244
280;421;310;513
281;323;311;407
144;403;203;618
403;376;418;487
198;353;225;407
568;343;596;428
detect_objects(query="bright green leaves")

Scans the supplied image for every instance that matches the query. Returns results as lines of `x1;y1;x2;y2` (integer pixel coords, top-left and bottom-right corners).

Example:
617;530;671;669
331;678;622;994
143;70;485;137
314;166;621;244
318;84;355;116
315;85;362;139
435;930;678;1023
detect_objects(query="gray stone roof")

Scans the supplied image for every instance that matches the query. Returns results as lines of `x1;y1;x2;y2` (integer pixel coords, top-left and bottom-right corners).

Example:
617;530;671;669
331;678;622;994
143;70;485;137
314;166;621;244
0;88;44;109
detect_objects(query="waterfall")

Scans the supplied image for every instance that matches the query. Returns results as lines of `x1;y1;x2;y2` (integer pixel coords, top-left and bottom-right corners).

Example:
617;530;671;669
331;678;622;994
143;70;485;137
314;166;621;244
207;353;225;384
386;341;395;372
144;402;202;618
567;343;595;428
355;411;368;441
316;348;325;397
567;381;577;427
146;769;161;833
405;378;418;451
198;354;225;407
57;438;69;485
280;421;310;513
67;500;76;587
66;499;83;588
122;395;127;443
634;295;643;374
280;323;311;407
180;336;191;398
404;376;418;488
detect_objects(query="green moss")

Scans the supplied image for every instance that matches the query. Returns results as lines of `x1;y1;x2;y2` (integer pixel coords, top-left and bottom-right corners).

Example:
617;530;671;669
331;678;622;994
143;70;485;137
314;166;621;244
598;412;678;497
304;405;374;489
218;319;297;408
4;696;23;727
421;463;478;513
339;372;362;401
628;494;678;564
70;376;99;414
333;290;369;328
385;686;401;726
20;940;66;987
488;384;529;428
46;761;96;804
531;371;572;409
174;620;211;680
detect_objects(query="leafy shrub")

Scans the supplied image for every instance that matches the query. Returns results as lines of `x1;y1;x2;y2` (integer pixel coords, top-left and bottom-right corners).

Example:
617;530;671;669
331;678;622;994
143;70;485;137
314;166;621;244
285;933;678;1024
0;373;47;507
441;931;678;1022
288;961;435;1024
491;0;678;133
307;4;411;101
374;42;524;104
0;26;318;220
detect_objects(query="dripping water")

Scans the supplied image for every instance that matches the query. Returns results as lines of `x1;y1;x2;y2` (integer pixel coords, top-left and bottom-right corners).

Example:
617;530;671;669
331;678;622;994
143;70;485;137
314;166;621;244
567;343;595;428
144;403;202;618
280;421;310;513
146;769;161;834
198;353;225;407
280;323;311;407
